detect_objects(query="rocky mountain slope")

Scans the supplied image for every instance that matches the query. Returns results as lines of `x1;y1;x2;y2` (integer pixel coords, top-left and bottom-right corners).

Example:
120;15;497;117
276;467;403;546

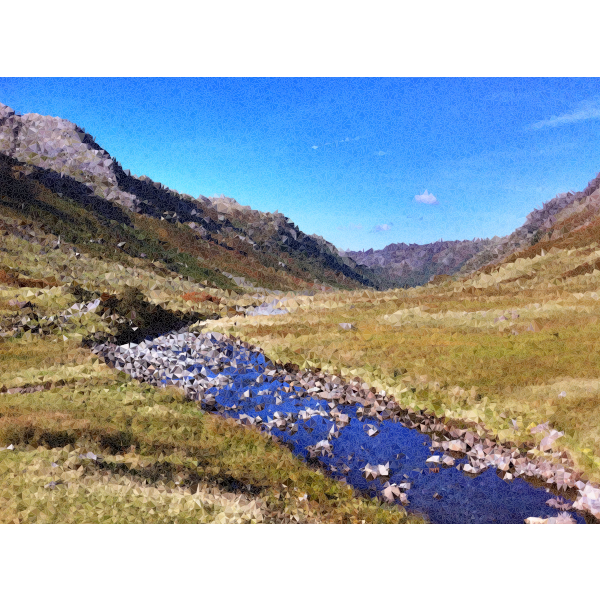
342;238;495;288
0;102;383;293
343;172;600;288
457;174;600;277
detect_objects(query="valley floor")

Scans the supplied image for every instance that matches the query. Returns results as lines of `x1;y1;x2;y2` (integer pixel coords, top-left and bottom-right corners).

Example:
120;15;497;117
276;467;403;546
203;248;600;519
3;226;600;522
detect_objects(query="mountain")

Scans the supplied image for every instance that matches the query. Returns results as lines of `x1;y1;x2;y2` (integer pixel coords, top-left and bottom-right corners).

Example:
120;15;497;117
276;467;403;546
0;102;385;293
342;238;495;288
343;173;600;288
3;101;600;295
456;174;600;277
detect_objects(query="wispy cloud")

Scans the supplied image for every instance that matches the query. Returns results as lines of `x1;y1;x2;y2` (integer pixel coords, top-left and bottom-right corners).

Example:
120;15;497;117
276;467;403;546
372;222;393;232
530;97;600;129
337;223;363;231
375;150;386;156
414;190;438;205
311;135;364;149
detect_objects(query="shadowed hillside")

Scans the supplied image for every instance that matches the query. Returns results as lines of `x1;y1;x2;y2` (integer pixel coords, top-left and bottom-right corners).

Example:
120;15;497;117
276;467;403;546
0;102;385;293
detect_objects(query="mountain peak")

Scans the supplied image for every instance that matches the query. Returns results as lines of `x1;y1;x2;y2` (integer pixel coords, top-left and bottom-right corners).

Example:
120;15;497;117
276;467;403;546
0;103;15;119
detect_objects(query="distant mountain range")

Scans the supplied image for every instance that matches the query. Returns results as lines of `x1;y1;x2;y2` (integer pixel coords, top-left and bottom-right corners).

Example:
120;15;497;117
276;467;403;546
341;238;494;288
2;101;600;292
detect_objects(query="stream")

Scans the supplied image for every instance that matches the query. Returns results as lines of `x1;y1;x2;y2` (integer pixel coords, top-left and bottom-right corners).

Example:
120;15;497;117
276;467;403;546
95;330;589;524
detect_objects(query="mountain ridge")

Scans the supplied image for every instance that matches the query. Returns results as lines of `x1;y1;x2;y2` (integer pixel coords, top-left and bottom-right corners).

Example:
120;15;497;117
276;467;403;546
0;102;386;292
3;100;600;292
344;172;600;287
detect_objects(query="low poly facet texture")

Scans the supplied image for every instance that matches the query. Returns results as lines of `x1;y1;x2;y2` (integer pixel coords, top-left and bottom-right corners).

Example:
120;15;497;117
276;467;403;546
2;101;600;524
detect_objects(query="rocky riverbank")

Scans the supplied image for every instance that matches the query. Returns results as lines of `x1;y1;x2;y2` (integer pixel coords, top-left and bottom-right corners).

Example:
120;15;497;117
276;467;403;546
90;328;600;522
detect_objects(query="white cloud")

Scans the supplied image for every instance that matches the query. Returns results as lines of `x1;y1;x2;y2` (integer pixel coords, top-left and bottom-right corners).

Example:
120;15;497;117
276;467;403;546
415;190;438;205
376;150;386;156
339;137;360;142
311;145;319;149
530;97;600;129
373;223;393;232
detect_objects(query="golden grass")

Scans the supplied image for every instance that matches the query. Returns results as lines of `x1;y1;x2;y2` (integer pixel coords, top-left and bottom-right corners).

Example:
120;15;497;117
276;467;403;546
0;335;422;524
4;189;600;518
205;242;600;482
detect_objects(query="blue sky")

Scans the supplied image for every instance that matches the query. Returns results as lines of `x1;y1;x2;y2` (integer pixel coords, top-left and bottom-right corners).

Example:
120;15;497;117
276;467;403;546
2;77;600;251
